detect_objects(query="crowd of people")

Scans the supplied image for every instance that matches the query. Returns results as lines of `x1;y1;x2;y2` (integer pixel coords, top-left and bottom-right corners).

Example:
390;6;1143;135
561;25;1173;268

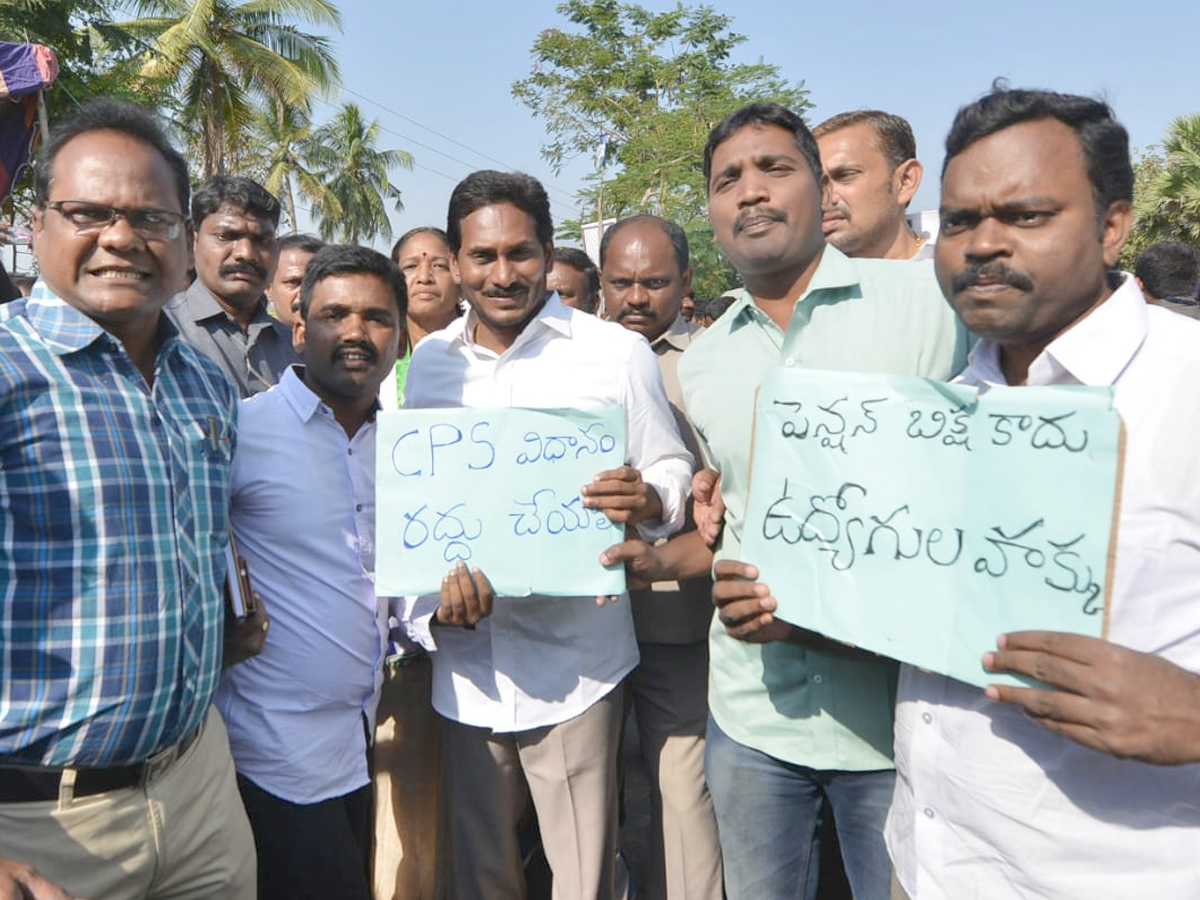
1;82;1199;900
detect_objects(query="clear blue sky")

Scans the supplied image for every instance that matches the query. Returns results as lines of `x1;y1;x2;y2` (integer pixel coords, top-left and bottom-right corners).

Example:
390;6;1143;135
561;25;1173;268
304;0;1200;250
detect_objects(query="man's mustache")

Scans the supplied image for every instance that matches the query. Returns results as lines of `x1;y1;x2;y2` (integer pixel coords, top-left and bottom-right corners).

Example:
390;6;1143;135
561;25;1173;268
951;261;1034;294
335;341;378;363
617;305;655;322
219;261;267;280
733;207;786;234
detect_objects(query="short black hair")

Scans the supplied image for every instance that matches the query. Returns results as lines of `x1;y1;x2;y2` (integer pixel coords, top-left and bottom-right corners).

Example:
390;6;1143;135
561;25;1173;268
298;244;407;320
703;101;822;191
192;175;282;229
446;171;553;254
278;232;324;255
943;82;1133;223
33;98;190;215
1135;241;1200;300
391;226;450;264
599;214;689;273
813;109;917;172
552;247;600;294
696;294;737;322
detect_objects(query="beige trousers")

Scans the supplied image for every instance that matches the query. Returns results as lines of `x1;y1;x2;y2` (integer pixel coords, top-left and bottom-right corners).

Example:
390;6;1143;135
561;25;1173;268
626;641;723;900
442;688;627;900
0;707;255;900
372;655;444;900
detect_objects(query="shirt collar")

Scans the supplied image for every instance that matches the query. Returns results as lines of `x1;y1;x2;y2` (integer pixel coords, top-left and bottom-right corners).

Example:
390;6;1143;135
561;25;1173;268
803;244;864;294
25;279;181;357
186;279;269;324
652;313;699;351
725;244;862;333
278;363;382;426
456;290;572;357
967;273;1147;388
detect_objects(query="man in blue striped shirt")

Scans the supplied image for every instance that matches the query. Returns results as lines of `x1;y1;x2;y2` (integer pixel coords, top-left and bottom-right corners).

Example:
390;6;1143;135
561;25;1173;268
0;99;256;900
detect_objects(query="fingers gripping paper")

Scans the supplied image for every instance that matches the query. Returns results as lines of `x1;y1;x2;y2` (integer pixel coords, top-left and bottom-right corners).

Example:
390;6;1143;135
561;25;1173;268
740;369;1123;688
376;406;627;597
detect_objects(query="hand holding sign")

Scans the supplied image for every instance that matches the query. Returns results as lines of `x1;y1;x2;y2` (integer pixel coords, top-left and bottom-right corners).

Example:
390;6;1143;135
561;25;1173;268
983;631;1200;763
436;562;494;627
712;560;792;644
581;465;663;525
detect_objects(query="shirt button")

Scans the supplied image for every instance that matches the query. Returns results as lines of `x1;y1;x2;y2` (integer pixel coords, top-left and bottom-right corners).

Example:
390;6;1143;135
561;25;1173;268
812;674;823;684
784;358;796;367
347;448;353;456
356;503;363;512
924;807;935;819
922;712;933;724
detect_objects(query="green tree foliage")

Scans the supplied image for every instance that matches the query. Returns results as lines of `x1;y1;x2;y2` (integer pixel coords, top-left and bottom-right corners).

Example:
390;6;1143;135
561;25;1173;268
0;0;164;115
249;98;336;230
513;0;810;297
1124;114;1200;267
118;0;342;179
303;102;411;245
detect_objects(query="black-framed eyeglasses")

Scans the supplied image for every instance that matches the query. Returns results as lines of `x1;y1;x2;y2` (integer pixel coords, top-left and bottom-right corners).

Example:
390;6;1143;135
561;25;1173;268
44;200;185;240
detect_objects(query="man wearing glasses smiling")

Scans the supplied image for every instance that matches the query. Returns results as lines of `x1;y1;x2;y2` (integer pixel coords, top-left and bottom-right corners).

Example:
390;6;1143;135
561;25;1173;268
0;99;256;899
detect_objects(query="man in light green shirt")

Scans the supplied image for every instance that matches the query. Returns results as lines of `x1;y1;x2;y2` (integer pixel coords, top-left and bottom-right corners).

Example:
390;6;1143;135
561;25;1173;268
604;101;969;900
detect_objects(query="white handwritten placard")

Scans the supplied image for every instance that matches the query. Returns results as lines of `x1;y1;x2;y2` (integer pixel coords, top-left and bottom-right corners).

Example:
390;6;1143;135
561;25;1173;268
740;369;1123;688
375;406;627;597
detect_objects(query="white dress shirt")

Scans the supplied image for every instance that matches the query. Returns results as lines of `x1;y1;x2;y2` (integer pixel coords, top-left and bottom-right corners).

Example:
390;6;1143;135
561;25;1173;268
215;366;387;804
887;275;1200;899
398;293;693;732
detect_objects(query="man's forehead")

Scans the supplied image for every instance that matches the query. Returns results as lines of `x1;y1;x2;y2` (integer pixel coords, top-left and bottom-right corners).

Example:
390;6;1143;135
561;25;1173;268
48;130;178;197
202;203;275;231
549;263;587;283
818;123;887;163
607;226;677;270
310;271;393;303
941;119;1087;194
278;248;314;267
715;123;799;161
459;203;542;247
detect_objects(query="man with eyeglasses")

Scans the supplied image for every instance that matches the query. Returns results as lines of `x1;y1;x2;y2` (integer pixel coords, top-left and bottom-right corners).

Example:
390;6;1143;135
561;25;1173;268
0;99;257;899
166;174;297;398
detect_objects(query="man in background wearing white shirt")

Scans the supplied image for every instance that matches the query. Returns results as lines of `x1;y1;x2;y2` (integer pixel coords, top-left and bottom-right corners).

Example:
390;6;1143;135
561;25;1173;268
887;86;1200;899
401;170;693;900
215;244;405;900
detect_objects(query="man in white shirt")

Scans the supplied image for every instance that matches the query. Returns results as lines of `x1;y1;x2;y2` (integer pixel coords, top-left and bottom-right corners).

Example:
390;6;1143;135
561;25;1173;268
401;170;693;900
215;244;405;900
886;87;1200;899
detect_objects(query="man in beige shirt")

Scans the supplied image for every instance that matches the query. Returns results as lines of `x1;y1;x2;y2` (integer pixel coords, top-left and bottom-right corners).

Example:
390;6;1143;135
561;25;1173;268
600;214;723;900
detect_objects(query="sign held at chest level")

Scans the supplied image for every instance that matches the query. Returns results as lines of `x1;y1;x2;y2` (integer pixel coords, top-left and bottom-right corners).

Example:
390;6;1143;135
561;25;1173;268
741;369;1123;688
376;405;627;597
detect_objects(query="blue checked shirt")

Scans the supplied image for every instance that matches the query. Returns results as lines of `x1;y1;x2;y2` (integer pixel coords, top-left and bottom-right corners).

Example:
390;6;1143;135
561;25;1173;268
0;283;237;767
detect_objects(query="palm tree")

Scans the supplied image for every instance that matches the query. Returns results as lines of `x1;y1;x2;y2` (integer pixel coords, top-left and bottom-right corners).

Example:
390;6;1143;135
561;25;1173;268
1129;113;1200;261
249;98;339;230
118;0;342;179
305;102;412;244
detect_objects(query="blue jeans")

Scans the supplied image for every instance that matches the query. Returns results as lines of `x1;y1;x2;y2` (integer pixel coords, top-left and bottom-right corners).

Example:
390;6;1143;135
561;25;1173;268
704;716;894;900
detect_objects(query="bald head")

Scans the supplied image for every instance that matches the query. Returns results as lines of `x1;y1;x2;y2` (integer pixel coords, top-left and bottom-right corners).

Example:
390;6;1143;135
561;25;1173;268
600;215;692;341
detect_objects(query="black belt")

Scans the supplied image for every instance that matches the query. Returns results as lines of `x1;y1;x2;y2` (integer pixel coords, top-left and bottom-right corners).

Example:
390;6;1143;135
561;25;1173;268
0;722;203;802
